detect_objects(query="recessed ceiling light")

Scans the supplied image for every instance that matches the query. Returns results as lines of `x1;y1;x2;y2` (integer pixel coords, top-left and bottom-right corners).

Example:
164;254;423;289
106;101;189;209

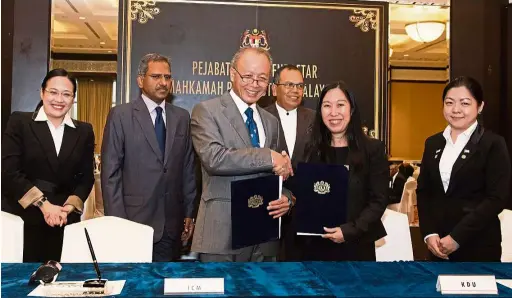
108;50;113;53
79;16;86;20
404;54;409;57
100;41;106;45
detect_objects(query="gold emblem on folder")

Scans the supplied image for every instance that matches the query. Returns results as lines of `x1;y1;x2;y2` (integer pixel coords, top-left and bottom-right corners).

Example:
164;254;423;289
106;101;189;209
248;195;264;208
314;181;330;195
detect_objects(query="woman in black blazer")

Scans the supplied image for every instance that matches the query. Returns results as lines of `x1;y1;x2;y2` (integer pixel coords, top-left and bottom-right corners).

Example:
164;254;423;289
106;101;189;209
292;81;389;261
2;69;95;262
417;76;510;262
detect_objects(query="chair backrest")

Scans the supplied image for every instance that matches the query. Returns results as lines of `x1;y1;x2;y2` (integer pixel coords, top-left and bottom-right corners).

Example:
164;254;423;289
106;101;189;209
1;211;24;263
375;209;414;261
60;216;153;263
499;209;512;262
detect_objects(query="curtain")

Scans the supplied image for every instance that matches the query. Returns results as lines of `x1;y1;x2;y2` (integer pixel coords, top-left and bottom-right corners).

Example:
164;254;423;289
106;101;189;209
77;78;113;153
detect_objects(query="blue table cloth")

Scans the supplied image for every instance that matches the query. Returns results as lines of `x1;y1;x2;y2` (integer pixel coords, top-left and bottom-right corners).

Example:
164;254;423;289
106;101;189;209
2;262;512;297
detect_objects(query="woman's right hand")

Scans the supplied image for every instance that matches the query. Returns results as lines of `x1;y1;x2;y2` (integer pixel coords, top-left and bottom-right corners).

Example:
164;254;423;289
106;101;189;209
39;201;67;227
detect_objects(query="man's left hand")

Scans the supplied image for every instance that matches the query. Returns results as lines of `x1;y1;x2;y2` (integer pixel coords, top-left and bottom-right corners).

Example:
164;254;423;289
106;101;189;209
267;195;290;218
181;218;195;243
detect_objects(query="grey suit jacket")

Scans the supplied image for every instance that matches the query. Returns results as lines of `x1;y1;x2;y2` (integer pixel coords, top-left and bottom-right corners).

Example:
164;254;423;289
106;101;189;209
101;96;197;243
190;92;283;255
265;103;315;168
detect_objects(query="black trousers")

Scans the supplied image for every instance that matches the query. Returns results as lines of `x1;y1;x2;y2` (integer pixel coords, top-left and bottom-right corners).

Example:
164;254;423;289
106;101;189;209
292;236;376;261
23;213;80;263
152;224;180;262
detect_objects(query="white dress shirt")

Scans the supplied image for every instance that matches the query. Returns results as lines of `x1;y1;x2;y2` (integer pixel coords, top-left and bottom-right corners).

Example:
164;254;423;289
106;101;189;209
34;107;76;156
230;90;266;148
275;102;297;159
424;120;478;244
141;94;166;127
439;120;478;192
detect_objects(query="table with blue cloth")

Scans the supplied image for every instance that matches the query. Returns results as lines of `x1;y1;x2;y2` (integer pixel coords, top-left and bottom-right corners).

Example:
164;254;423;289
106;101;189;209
2;262;512;297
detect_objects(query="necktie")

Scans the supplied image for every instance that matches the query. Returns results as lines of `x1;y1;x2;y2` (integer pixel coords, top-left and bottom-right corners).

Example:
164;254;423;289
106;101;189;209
244;107;260;148
155;106;166;156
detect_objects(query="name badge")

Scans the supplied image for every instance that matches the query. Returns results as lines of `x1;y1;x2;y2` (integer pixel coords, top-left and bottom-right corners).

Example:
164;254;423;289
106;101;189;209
436;275;497;295
164;278;224;295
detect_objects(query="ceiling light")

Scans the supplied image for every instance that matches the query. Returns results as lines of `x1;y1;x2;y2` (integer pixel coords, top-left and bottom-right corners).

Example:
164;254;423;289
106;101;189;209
404;54;409;57
108;50;113;53
79;16;86;20
405;22;446;43
100;41;106;45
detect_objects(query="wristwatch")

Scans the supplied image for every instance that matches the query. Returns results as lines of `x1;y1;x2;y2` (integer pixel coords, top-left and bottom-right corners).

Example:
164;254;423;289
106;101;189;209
34;196;47;208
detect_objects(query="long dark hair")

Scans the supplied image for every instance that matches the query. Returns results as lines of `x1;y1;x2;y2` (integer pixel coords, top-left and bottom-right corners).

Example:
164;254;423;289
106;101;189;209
305;81;367;171
35;68;77;112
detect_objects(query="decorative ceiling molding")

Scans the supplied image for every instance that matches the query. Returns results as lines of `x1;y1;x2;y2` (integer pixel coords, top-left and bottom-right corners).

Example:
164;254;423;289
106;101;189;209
365;0;449;5
51;60;117;73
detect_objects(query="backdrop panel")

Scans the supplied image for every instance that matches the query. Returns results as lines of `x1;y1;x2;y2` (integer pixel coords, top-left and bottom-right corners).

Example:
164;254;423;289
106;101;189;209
119;0;388;139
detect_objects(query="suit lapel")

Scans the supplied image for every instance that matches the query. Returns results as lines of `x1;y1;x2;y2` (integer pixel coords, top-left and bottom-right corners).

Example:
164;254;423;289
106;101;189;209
164;103;177;165
30;121;60;173
58;123;80;164
221;93;252;147
293;107;308;162
257;105;273;148
133;98;164;164
431;134;446;192
446;125;484;195
266;103;289;153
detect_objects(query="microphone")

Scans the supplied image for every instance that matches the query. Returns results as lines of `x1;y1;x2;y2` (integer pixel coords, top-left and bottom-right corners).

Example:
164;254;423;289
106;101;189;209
83;228;107;288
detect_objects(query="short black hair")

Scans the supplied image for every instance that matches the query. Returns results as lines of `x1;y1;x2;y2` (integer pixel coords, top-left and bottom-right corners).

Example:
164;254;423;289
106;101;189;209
41;68;77;94
442;76;483;106
273;64;301;84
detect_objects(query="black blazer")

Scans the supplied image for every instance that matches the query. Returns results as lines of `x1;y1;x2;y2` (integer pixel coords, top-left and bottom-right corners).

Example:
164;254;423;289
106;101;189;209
417;125;510;261
305;138;389;243
264;103;315;169
2;112;95;225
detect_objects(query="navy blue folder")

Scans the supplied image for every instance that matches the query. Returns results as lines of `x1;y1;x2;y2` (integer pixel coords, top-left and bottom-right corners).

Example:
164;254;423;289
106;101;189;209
295;163;349;236
231;175;281;249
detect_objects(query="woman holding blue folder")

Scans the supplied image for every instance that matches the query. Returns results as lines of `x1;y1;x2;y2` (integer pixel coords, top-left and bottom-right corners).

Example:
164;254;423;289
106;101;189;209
293;81;389;261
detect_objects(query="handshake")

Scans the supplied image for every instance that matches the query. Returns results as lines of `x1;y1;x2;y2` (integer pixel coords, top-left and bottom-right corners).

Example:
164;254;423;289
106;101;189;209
271;150;294;180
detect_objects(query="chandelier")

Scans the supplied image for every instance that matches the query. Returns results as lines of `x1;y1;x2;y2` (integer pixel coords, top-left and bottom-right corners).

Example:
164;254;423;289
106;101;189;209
405;22;446;43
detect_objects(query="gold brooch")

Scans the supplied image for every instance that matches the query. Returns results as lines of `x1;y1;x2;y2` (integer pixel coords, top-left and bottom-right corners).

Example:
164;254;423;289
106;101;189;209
248;195;264;208
314;181;330;195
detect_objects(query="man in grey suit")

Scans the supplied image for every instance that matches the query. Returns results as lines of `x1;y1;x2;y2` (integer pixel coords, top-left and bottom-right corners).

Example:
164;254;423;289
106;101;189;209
101;53;197;262
191;47;294;262
265;64;315;260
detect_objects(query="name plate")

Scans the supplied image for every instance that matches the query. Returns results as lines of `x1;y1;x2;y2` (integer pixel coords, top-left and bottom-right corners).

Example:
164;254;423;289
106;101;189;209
164;278;224;295
436;275;498;295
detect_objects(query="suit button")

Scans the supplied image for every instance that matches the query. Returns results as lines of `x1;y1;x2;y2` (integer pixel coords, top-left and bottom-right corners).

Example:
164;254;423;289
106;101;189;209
163;168;167;173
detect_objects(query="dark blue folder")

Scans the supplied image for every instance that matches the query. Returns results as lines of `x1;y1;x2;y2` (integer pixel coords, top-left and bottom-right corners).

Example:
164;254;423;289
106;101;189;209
231;175;281;249
295;163;349;236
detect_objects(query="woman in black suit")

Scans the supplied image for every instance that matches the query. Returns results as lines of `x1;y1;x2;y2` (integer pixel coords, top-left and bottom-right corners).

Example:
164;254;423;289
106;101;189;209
293;81;389;261
2;69;95;262
417;76;510;262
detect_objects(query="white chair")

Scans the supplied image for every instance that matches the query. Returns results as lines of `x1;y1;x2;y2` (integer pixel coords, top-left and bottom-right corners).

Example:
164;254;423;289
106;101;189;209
499;209;512;262
1;211;24;263
60;216;153;263
388;179;417;225
375;209;414;261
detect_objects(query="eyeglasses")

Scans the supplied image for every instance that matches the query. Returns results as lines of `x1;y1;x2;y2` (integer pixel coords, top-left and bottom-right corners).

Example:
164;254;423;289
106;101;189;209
232;67;270;86
147;74;173;81
275;82;305;90
44;89;74;100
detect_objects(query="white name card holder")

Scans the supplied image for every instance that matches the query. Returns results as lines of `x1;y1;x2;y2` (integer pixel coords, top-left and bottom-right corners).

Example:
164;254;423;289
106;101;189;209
436;275;498;295
164;278;224;295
